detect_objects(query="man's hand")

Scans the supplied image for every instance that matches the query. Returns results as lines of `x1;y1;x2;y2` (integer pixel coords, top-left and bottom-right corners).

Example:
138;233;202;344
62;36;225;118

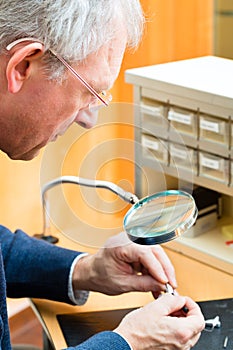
72;232;176;297
114;294;205;350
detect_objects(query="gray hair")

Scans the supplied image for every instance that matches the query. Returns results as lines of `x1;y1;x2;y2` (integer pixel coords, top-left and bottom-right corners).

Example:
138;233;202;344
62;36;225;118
0;0;144;79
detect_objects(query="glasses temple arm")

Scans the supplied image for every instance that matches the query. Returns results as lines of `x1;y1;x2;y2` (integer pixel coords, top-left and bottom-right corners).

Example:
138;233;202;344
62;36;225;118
50;50;108;106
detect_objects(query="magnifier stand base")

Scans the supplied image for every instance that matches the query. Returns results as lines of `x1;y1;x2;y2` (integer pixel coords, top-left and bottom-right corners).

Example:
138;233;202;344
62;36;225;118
34;233;59;244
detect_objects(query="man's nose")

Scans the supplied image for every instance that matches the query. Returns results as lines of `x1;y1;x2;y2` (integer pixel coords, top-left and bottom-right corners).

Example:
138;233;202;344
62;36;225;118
75;107;99;129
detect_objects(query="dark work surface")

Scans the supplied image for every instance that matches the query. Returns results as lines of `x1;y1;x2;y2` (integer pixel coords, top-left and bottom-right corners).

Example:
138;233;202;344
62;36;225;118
193;298;233;349
57;307;136;347
57;298;233;348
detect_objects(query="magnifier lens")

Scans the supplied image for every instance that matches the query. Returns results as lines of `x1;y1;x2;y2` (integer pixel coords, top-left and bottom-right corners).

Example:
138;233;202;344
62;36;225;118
124;190;197;245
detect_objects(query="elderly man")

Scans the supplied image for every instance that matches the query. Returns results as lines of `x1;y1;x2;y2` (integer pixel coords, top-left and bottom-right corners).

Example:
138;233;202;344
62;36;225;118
0;1;204;349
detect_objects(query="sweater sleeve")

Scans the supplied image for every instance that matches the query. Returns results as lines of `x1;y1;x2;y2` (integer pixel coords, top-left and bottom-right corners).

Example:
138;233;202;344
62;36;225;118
0;225;81;304
66;331;131;350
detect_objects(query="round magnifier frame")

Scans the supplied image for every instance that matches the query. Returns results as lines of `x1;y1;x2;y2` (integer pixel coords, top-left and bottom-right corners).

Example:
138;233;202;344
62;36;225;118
124;190;198;245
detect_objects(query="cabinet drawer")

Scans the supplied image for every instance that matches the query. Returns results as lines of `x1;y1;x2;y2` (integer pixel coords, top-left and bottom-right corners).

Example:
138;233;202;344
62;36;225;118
199;152;229;184
142;134;168;164
169;143;197;173
199;114;229;147
140;98;168;137
168;106;197;138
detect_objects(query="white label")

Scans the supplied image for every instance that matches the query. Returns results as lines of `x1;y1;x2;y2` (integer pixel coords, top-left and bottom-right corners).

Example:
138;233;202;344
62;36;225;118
141;104;162;117
200;156;220;170
170;146;187;160
142;137;159;151
168;110;192;125
200;119;220;133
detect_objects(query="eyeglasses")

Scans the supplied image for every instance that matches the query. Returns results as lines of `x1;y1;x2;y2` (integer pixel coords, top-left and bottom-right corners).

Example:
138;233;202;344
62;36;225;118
6;37;112;107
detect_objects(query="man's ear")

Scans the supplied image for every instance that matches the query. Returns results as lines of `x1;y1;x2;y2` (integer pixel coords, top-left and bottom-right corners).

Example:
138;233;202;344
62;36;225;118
6;42;44;93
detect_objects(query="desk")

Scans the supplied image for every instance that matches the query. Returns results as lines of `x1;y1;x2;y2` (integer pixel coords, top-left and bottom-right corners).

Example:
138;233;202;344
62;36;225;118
30;226;233;348
30;233;154;349
31;292;154;349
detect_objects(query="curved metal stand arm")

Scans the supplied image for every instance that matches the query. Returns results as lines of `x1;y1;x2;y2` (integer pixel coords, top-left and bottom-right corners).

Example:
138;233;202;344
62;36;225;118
42;176;138;204
41;176;139;237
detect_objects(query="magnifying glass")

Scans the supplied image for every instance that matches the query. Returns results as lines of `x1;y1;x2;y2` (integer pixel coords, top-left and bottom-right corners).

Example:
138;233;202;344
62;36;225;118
40;176;197;245
124;189;197;245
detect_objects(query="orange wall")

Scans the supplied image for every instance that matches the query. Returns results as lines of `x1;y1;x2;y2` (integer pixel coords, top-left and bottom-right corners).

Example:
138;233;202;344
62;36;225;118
0;151;43;234
112;0;214;102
